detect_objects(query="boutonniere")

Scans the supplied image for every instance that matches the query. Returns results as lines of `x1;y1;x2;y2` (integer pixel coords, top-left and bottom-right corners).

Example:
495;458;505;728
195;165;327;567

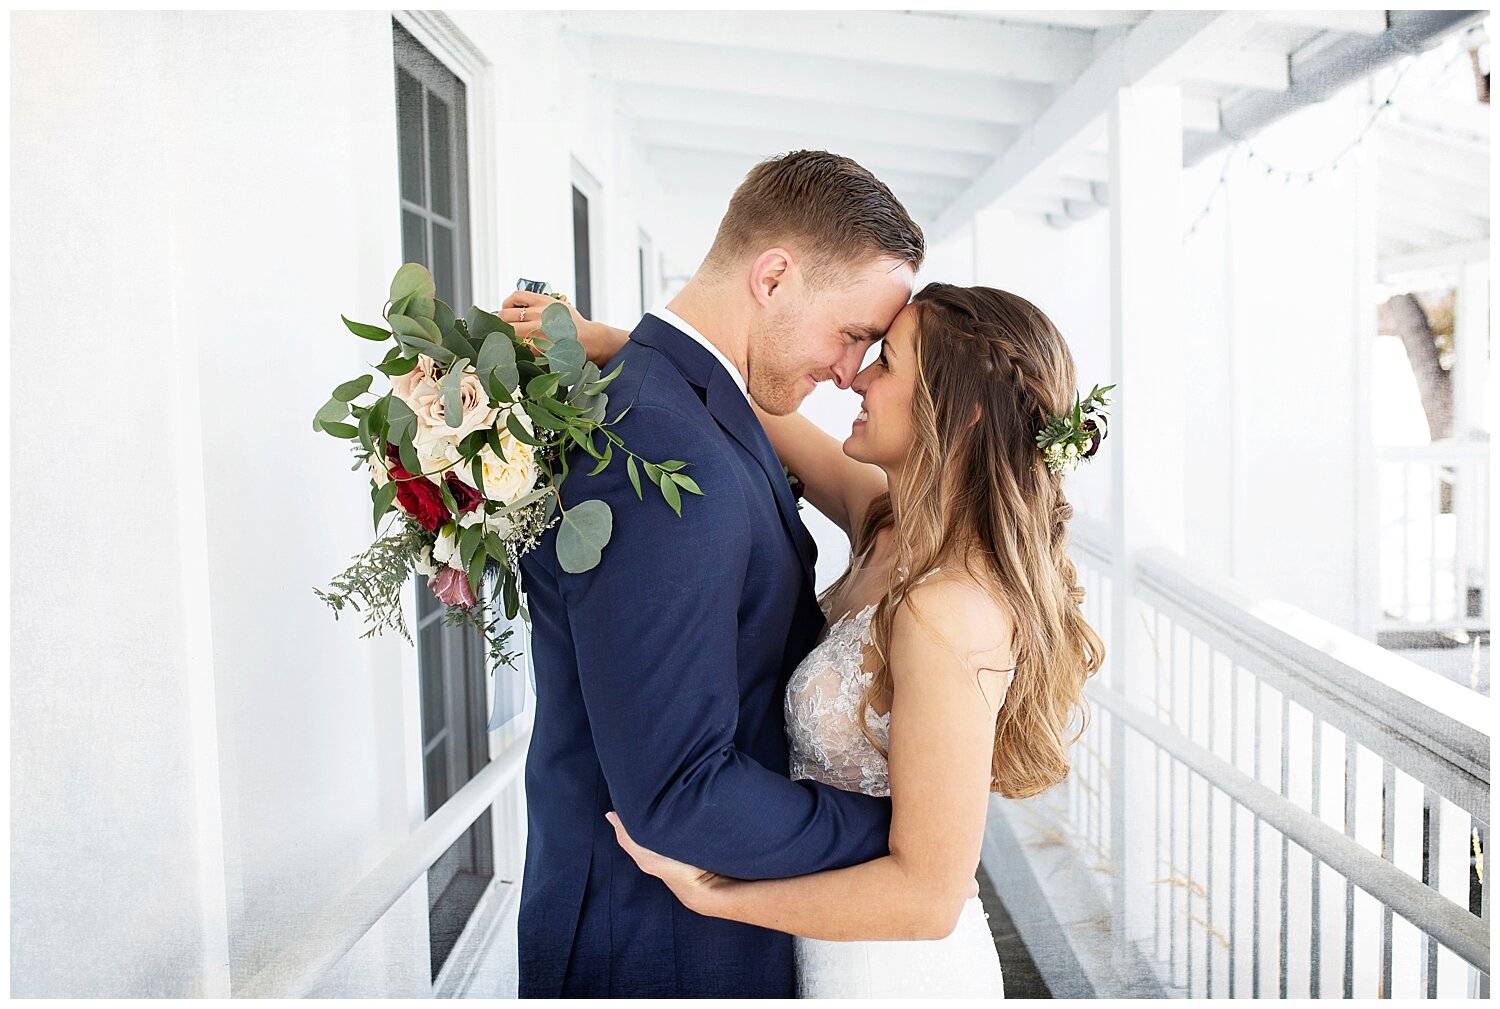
783;465;806;509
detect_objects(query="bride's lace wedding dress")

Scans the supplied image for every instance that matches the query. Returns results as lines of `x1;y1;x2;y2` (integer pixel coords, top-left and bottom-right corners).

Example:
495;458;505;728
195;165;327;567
783;571;1006;998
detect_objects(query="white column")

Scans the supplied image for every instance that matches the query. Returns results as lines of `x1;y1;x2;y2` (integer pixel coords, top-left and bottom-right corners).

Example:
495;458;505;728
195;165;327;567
1453;257;1491;438
1106;83;1187;971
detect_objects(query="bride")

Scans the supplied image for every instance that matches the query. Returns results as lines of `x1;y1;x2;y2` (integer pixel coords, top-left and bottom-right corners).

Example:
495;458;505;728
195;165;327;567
503;281;1106;997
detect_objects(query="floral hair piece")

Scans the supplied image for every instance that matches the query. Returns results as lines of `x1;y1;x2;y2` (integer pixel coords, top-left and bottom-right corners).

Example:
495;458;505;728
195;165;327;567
1036;383;1115;475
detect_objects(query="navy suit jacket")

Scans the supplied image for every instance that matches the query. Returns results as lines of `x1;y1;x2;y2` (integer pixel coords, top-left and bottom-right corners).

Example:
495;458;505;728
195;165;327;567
516;315;894;997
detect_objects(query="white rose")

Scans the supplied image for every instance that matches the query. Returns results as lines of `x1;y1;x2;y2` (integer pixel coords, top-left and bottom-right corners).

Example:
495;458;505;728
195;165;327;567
415;435;464;486
1065;443;1079;457
370;454;392;489
431;526;463;570
413;543;437;577
467;406;539;505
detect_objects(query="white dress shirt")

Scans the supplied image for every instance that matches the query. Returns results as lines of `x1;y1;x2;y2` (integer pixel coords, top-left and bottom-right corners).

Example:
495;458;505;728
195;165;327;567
647;304;749;402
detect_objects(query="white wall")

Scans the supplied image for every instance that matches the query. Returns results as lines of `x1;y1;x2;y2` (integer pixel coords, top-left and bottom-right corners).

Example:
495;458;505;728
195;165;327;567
12;11;433;997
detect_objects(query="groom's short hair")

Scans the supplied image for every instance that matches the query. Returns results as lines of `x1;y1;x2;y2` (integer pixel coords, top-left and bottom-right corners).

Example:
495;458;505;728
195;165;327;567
702;150;925;288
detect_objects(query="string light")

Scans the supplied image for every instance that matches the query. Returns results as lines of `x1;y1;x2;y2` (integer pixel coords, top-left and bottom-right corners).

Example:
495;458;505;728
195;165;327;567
1184;56;1415;240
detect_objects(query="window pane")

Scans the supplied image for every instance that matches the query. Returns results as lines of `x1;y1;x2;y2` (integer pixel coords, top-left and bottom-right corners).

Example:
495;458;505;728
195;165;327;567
427;91;452;220
424;736;450;816
396;68;426;206
572;185;592;319
418;617;446;743
403;210;427;268
432;221;455;307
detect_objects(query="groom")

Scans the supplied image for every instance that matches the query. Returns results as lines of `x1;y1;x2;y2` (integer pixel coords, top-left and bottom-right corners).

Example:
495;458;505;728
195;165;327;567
516;151;924;997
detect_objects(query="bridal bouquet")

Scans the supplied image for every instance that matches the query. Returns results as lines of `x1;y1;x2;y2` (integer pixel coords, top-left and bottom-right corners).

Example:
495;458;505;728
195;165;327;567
314;263;699;667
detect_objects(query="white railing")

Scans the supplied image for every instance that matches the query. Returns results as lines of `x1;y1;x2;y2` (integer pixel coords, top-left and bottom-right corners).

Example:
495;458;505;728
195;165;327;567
239;723;532;998
1377;438;1490;635
1013;517;1490;998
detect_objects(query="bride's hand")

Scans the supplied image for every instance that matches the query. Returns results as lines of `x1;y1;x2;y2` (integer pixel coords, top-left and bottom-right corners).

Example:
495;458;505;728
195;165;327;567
496;290;618;365
607;811;722;908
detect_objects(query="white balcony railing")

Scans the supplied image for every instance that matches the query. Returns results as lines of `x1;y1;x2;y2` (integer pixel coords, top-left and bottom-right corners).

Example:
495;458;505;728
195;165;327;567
1000;516;1490;998
1377;438;1490;635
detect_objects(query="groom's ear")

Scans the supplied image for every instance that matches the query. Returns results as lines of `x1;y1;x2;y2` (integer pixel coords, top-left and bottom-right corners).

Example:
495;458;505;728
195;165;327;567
749;248;794;305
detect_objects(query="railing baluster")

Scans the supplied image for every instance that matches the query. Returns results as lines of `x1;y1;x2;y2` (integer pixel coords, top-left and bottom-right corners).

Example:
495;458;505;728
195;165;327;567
1344;736;1357;999
1280;692;1291;999
1424;787;1438;999
1253;679;1263;998
1382;762;1397;996
1311;719;1322;997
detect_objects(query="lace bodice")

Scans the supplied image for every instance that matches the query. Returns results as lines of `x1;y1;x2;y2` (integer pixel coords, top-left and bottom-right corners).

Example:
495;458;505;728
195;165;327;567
784;600;891;796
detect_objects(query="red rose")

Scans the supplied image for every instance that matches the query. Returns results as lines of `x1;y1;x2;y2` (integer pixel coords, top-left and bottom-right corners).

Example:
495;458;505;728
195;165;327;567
384;444;448;532
445;472;484;514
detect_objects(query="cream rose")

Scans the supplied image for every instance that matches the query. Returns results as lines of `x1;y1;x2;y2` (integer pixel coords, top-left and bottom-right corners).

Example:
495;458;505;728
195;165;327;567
431;525;464;570
414;434;463;486
458;406;539;506
412;367;498;446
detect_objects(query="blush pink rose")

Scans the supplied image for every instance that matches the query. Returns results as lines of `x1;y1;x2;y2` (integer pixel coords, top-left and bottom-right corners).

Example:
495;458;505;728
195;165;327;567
429;566;478;608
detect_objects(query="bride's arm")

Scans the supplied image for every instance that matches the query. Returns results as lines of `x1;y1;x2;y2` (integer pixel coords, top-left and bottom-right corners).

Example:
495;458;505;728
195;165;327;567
609;577;1016;941
749;405;887;537
498;291;886;537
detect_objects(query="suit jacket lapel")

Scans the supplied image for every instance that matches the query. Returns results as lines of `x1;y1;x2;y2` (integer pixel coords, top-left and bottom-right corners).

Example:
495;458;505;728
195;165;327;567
630;316;817;585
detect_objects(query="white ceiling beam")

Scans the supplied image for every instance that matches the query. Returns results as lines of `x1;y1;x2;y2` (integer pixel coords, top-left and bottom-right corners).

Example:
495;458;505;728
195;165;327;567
931;11;1234;240
562;11;1092;84
1255;10;1389;36
966;11;1149;31
1380;200;1490;244
1380;239;1490;281
584;36;1054;125
1377;161;1488;213
645;146;968;204
634;119;989;180
1183;94;1222;132
1183;44;1290;92
617;83;1019;158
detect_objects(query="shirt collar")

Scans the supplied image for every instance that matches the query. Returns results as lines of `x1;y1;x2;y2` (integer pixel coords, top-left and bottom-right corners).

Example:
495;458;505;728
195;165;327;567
647;304;749;402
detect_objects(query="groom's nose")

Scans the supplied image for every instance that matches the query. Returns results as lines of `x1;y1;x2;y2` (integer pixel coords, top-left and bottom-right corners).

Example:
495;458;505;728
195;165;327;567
829;345;864;390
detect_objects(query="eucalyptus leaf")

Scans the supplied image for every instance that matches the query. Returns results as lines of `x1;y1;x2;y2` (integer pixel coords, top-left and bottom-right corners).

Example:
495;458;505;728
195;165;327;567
357;407;375;454
478;331;520;392
406;295;435;321
433;299;456;338
390;263;436;304
441;326;478;363
389;312;442;346
538;301;578;342
465;306;515;343
556;499;613;574
484;532;506;560
376;354;420;376
333;374;373;402
386;395;413;443
544;336;586;386
441;358;470;428
315;397;348;431
321;421;359;440
343;315;393;342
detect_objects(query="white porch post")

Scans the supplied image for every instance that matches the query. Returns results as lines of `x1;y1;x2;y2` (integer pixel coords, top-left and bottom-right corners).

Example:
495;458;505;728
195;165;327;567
1106;82;1187;982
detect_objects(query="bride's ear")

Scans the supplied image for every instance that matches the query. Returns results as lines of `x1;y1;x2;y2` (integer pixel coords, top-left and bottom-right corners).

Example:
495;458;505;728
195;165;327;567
749;248;793;305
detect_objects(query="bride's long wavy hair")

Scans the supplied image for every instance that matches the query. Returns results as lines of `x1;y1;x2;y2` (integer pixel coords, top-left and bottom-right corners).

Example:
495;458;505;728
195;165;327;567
821;282;1104;799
